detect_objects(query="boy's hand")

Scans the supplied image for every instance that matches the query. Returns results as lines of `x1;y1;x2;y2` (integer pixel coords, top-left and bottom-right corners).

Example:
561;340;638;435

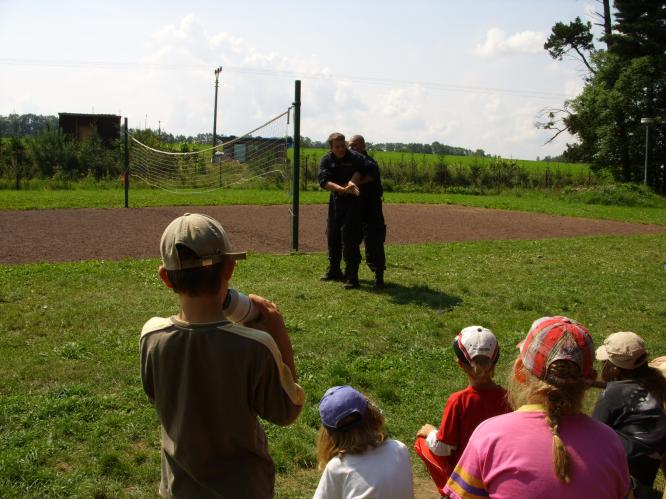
416;423;437;438
247;294;297;380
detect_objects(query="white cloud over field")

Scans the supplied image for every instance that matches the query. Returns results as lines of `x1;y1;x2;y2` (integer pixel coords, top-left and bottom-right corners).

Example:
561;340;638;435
474;28;547;57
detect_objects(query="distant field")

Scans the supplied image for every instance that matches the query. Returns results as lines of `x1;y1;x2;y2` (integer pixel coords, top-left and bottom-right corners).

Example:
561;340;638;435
298;147;591;176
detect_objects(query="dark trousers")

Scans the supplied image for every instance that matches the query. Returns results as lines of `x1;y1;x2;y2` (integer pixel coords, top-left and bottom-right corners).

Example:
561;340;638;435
326;194;362;271
363;197;386;273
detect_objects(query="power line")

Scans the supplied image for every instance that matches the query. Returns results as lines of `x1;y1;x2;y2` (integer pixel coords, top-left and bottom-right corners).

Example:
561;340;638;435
0;57;571;100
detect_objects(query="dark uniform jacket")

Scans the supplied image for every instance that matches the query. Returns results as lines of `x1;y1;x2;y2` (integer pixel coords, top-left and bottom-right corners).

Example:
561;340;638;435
318;149;367;190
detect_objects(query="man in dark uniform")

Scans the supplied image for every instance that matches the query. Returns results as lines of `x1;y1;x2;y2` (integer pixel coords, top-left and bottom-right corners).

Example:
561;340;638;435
318;132;366;289
349;134;386;290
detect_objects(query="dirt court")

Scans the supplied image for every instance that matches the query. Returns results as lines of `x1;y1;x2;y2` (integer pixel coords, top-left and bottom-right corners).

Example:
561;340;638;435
1;203;665;264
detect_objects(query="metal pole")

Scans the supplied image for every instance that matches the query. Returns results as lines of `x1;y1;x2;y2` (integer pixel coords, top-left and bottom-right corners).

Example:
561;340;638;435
643;123;650;185
291;80;301;252
124;117;129;208
213;67;222;149
641;117;654;186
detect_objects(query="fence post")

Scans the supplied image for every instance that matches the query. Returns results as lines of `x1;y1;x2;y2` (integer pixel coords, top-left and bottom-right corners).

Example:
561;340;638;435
124;117;129;208
291;80;301;252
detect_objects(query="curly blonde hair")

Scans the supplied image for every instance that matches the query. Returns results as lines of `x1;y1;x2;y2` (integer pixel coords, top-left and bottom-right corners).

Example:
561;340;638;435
316;402;387;470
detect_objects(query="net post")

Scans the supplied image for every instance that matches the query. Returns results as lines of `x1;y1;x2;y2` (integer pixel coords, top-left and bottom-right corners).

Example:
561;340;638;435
291;80;301;253
124;117;129;208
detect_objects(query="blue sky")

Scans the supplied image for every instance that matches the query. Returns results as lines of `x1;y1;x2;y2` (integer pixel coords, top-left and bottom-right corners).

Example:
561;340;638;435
0;0;604;159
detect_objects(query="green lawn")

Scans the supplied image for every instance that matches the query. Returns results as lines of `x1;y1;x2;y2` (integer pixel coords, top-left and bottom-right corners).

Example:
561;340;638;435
2;234;666;497
2;187;665;226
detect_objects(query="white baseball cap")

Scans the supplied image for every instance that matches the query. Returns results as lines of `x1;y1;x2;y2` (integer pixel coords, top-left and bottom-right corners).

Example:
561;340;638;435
453;325;499;364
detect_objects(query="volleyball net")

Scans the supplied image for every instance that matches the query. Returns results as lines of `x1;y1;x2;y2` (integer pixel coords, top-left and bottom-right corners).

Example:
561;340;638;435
128;108;293;193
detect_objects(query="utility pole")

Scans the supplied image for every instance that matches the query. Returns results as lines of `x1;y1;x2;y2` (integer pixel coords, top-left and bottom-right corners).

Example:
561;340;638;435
213;66;223;148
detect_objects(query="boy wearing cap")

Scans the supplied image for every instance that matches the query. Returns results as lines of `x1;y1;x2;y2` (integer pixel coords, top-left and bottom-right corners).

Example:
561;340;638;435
140;213;305;498
593;332;666;497
414;326;510;495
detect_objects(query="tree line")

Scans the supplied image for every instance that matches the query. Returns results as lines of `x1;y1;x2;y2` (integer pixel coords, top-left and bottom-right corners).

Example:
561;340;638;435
539;0;665;192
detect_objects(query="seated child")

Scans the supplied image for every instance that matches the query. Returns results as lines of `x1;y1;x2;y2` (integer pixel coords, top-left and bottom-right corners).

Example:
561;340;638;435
442;316;632;499
414;326;511;494
313;385;414;498
593;332;666;498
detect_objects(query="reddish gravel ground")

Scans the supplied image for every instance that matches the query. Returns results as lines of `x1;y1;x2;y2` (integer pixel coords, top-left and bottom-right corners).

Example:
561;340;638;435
1;203;665;264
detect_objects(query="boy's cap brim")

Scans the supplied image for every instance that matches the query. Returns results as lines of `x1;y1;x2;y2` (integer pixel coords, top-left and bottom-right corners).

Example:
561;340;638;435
160;213;246;270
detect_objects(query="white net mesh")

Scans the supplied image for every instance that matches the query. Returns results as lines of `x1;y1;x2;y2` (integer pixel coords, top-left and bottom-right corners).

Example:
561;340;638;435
129;109;292;193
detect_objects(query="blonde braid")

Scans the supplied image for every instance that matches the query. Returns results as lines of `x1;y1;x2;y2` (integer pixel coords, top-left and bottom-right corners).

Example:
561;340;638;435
545;388;571;483
509;359;586;483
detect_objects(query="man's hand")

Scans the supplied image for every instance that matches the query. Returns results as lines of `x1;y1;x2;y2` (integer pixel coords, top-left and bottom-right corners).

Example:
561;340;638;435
343;181;360;196
247;295;297;380
416;423;437;438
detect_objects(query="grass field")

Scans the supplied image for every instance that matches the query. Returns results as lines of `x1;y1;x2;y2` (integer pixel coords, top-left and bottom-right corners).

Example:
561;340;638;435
299;147;591;176
2;185;666;226
2;234;666;497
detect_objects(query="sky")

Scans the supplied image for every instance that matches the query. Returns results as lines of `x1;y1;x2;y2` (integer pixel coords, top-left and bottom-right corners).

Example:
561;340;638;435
0;0;606;159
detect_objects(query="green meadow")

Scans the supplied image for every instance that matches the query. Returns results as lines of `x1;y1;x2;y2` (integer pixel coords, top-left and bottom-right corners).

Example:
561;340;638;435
2;185;666;226
300;147;591;176
2;233;666;497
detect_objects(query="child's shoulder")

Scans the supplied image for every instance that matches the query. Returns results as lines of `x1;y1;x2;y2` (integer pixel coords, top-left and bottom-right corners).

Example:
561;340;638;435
140;316;173;337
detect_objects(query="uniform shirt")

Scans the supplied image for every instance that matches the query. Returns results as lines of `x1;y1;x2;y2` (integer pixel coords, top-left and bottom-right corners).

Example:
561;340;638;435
313;439;414;499
359;152;383;199
428;385;510;465
443;406;632;499
593;379;666;485
318;149;367;190
140;316;305;498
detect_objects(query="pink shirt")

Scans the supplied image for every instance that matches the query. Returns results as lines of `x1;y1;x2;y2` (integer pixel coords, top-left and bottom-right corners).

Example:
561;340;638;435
443;405;631;499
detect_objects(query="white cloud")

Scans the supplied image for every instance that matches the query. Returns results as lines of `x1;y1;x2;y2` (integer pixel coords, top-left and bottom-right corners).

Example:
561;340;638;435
474;28;546;56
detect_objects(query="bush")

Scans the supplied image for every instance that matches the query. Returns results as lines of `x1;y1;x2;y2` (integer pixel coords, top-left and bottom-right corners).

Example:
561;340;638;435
561;183;666;207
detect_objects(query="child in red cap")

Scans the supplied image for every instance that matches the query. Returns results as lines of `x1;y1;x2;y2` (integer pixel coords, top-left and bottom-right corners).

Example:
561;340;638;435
442;316;632;499
414;326;511;495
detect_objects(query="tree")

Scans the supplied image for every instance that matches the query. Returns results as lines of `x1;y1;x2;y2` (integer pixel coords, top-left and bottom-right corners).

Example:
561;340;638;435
544;17;596;74
539;0;665;189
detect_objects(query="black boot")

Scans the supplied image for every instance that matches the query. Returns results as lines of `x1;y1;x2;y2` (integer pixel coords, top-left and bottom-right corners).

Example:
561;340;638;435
343;267;360;289
373;270;385;290
320;266;345;281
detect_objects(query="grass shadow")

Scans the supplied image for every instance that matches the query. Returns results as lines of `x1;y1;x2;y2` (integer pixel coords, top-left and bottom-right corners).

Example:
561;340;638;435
358;279;462;312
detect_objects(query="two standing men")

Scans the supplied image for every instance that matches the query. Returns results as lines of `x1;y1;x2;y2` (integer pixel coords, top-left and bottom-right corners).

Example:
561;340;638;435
318;133;386;290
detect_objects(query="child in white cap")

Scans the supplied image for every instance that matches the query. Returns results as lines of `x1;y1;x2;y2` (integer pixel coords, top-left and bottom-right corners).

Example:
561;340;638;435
313;385;414;498
442;316;632;499
414;326;511;496
593;331;666;498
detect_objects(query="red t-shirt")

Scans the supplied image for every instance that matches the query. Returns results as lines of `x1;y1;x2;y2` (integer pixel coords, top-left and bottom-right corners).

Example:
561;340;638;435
436;385;511;465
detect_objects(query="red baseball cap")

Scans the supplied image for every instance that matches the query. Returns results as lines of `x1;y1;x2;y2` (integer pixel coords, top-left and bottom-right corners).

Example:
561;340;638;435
519;316;595;381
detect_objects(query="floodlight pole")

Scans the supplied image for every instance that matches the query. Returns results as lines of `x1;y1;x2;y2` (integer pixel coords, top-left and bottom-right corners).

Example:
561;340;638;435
213;67;223;149
641;117;654;185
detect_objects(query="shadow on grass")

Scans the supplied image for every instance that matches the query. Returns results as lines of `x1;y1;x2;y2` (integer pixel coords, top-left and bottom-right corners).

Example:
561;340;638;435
358;279;462;312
